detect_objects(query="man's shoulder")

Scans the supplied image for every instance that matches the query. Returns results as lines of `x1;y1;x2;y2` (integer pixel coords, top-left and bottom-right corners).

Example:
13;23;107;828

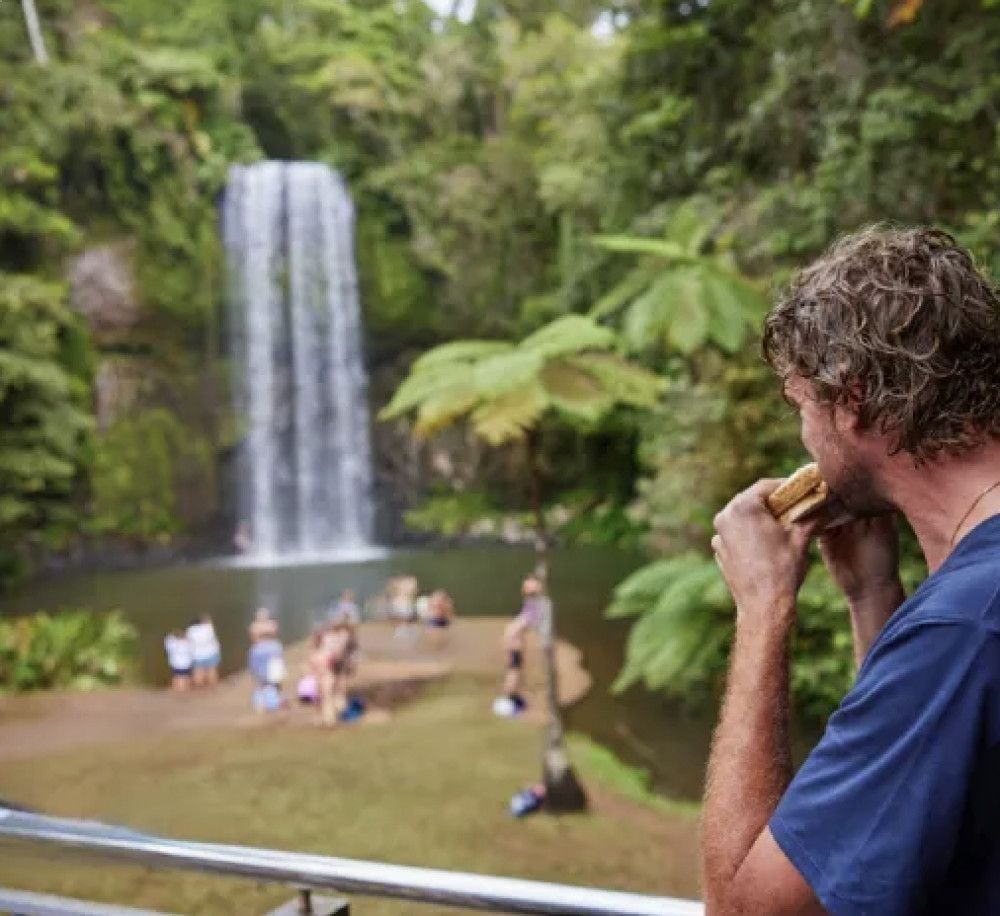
899;550;1000;632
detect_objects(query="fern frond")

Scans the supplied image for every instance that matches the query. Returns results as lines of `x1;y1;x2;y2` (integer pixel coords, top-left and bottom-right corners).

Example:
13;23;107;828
520;314;617;359
412;340;512;372
470;382;548;445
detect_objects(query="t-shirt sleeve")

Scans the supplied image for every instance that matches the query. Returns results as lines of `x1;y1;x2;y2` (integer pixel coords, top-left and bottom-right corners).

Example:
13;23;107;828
770;618;998;916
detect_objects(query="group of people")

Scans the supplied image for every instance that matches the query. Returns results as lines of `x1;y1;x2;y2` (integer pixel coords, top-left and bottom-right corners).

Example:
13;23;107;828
300;591;363;725
163;574;536;725
163;616;222;691
245;592;363;725
383;576;454;636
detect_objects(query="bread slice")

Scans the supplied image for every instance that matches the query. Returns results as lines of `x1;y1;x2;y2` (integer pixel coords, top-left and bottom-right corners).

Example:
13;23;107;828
766;463;846;529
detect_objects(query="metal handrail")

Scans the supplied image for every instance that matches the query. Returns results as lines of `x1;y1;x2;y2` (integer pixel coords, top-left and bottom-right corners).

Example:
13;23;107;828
0;808;703;916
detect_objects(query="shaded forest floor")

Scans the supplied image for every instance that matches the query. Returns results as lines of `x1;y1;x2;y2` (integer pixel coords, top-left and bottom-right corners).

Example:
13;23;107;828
0;620;702;913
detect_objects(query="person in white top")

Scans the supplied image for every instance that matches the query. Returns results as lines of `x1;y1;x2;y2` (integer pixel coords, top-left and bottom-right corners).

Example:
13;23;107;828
164;629;193;692
186;615;221;688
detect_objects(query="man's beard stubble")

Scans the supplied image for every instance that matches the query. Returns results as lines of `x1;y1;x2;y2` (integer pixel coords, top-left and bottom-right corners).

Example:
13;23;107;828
828;454;896;519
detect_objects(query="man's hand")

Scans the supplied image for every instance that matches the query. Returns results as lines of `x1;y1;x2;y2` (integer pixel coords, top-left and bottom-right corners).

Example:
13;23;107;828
817;514;901;601
712;479;817;629
818;515;905;665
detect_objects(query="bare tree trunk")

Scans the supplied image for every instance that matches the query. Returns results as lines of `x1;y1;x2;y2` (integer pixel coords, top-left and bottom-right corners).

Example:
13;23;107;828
21;0;49;66
527;433;587;813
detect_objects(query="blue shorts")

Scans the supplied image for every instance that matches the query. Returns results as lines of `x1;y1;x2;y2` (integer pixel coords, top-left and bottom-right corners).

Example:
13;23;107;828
194;653;220;670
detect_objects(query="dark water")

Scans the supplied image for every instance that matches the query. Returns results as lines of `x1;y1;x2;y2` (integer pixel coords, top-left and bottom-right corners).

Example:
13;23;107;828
6;545;719;801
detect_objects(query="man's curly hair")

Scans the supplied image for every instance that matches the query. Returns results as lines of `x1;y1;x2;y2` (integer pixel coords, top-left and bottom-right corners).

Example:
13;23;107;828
763;226;1000;462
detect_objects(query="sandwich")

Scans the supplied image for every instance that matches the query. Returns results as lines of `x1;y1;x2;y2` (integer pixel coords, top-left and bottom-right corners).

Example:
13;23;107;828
765;463;849;530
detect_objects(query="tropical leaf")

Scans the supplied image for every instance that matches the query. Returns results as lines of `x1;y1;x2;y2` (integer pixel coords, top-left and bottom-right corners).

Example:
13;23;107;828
666;271;709;354
664;201;713;255
382;317;656;447
540;359;607;406
541;359;612;424
622;271;690;351
379;362;471;418
703;265;769;320
606;553;712;614
611;556;732;693
591;235;688;260
575;354;663;408
411;385;479;438
589;262;661;320
473;349;544;397
592;208;764;359
470;382;548;445
701;271;750;354
412;340;512;372
520;314;617;359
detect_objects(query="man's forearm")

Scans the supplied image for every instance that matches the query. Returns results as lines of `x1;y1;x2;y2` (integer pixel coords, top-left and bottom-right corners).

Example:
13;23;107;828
703;611;794;911
847;580;906;668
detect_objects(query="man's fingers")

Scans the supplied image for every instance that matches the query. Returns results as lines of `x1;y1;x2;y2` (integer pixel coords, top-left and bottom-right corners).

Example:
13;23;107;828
744;477;791;500
790;515;823;549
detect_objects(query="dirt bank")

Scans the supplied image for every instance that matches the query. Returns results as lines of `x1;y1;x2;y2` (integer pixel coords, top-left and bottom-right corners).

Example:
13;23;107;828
0;619;591;761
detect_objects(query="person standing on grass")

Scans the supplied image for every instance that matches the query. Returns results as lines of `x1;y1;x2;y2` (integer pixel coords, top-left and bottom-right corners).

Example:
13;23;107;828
704;227;1000;916
493;575;543;718
186;615;221;688
164;628;193;692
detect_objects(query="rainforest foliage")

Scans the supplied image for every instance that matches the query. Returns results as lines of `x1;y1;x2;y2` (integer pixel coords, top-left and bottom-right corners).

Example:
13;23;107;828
3;0;999;716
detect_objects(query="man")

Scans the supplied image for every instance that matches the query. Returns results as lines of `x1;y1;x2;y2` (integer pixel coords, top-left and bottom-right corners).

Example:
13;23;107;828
705;227;1000;916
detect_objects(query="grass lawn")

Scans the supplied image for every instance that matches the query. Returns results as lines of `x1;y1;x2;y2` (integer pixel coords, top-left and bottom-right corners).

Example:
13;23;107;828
0;673;701;916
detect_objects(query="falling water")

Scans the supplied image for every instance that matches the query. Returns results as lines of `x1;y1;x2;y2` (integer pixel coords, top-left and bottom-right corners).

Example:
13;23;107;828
223;162;376;563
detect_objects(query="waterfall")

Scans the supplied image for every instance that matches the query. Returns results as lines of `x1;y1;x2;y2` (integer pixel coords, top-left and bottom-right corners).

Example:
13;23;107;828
223;162;377;563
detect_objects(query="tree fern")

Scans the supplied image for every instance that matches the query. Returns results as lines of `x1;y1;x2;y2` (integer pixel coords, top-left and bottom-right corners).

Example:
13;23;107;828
380;314;662;444
590;202;768;357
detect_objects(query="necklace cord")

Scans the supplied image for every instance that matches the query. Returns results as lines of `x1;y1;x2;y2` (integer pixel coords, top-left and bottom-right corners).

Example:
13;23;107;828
950;479;1000;548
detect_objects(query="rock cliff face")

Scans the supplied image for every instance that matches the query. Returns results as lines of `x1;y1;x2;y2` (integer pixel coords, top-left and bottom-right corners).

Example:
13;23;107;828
69;242;146;432
68;242;140;346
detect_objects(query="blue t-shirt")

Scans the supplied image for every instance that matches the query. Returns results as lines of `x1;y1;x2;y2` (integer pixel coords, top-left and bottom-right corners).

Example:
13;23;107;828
771;515;1000;916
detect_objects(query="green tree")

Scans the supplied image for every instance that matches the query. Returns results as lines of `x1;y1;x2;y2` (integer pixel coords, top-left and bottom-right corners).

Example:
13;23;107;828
0;274;93;580
381;314;662;811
